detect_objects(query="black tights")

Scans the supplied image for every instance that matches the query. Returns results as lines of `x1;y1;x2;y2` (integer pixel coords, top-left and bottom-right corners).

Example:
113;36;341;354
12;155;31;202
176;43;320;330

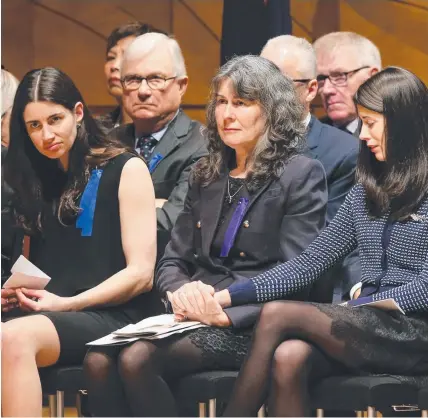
84;335;207;417
224;301;351;417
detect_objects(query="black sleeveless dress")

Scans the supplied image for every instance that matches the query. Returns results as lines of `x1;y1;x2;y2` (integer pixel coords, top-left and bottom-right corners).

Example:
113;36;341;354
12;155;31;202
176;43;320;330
30;153;160;365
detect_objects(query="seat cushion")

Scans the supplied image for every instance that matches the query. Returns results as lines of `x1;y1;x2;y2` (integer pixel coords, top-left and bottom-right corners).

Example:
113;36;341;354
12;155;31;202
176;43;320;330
311;375;419;410
40;365;86;394
175;371;239;402
419;386;428;409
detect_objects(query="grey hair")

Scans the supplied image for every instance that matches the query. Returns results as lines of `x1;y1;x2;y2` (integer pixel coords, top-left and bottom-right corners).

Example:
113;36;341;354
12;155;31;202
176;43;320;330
262;35;317;79
1;69;19;115
195;55;306;191
122;32;187;77
314;32;382;69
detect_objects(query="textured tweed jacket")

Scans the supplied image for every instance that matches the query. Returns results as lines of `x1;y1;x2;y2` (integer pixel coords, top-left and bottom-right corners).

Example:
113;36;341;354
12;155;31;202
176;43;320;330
229;184;428;314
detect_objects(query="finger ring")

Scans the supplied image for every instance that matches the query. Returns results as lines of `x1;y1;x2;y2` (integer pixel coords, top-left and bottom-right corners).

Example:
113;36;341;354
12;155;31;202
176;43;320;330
183;316;188;321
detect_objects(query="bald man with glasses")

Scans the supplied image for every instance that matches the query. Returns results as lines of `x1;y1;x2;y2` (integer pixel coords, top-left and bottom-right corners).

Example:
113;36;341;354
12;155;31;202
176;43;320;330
314;32;382;136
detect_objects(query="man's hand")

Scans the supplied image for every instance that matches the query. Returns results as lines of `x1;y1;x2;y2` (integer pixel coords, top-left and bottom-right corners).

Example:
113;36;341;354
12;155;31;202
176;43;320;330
15;288;73;312
1;288;19;312
167;282;231;327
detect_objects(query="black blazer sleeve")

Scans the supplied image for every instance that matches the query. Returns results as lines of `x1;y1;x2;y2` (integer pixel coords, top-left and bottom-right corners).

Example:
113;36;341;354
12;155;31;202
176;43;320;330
224;157;328;329
155;175;199;296
156;143;207;231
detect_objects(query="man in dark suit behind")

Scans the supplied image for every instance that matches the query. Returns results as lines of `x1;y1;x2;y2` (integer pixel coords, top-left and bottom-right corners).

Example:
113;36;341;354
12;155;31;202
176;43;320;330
313;32;382;137
110;33;207;236
261;35;360;301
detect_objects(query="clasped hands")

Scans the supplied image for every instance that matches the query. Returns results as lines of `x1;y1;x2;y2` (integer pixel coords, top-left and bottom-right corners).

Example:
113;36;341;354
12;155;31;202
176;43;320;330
1;288;71;313
167;281;231;327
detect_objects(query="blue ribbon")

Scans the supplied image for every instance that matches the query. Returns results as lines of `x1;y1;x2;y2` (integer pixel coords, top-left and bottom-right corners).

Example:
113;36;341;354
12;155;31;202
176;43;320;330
76;169;103;237
148;153;163;174
220;197;249;257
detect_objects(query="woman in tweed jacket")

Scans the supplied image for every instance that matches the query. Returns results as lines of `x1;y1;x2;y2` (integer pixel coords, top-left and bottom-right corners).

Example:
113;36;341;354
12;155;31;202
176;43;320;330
194;67;428;417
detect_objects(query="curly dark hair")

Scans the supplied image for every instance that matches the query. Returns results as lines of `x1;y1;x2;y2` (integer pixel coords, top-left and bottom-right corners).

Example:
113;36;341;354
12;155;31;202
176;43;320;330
4;67;131;233
194;55;306;192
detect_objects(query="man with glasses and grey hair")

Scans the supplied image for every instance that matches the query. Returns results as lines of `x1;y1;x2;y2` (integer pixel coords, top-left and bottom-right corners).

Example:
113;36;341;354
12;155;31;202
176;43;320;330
314;31;382;136
261;35;360;302
111;33;207;238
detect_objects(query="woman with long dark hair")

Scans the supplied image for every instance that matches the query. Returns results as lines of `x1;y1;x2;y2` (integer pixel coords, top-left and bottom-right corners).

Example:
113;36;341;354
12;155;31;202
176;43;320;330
1;67;158;416
212;67;428;417
84;55;328;417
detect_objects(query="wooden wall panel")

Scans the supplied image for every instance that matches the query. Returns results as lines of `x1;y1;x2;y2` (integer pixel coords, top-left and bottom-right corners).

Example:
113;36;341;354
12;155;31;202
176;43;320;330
2;0;427;123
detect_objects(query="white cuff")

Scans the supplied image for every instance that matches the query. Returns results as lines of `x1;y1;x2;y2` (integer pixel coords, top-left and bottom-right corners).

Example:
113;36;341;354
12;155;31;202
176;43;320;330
349;282;363;300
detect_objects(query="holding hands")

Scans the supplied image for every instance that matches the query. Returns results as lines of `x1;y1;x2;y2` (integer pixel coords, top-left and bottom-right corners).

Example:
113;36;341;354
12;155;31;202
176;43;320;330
167;281;231;327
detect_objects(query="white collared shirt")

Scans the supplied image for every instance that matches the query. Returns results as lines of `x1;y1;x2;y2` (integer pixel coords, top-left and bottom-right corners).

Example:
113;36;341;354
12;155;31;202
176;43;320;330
303;113;311;128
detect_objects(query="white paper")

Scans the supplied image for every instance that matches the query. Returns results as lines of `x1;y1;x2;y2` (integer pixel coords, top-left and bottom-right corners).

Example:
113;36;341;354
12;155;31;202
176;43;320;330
86;334;140;346
2;255;51;290
343;298;405;314
87;314;207;346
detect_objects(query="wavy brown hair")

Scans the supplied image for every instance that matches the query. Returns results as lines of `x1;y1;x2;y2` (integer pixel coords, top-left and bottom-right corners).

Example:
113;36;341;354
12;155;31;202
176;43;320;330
194;55;306;192
4;67;132;233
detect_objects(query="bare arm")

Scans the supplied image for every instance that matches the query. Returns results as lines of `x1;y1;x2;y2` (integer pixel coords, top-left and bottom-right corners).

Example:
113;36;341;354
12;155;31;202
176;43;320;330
67;157;157;310
17;157;157;312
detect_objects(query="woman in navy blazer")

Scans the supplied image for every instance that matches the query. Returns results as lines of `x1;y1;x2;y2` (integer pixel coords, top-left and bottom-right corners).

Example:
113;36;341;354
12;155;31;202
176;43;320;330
84;55;328;417
213;67;428;417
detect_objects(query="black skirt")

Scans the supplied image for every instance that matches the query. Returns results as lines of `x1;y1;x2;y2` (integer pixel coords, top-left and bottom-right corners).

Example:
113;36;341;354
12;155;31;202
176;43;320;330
312;303;428;387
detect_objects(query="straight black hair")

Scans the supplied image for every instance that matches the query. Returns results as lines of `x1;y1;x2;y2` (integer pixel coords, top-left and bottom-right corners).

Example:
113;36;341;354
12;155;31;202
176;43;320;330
4;67;129;233
106;22;167;54
354;66;428;220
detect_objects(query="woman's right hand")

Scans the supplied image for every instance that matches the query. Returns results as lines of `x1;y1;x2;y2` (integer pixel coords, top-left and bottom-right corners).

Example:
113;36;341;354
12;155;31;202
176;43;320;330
1;288;19;312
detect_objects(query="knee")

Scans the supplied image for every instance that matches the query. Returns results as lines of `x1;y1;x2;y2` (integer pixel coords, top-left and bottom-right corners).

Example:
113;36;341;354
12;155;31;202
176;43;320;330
272;340;313;386
84;349;115;382
257;301;296;335
258;301;311;334
118;341;157;381
1;322;33;361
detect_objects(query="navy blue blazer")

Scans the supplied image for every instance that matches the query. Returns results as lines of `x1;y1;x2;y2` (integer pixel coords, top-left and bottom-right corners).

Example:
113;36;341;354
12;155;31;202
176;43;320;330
306;116;359;224
156;155;327;329
306;116;360;300
229;185;428;314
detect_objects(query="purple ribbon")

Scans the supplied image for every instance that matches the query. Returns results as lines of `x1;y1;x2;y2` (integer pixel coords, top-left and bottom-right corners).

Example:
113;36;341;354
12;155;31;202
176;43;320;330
220;197;249;257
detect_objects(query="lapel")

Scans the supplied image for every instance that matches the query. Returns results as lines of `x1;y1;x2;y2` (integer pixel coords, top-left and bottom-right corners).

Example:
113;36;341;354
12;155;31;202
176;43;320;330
200;172;228;257
306;115;321;159
150;110;191;169
199;170;275;258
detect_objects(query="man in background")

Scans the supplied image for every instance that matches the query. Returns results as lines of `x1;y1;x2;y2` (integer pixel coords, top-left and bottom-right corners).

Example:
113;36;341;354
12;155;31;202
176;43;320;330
261;35;360;301
314;31;381;137
111;33;207;250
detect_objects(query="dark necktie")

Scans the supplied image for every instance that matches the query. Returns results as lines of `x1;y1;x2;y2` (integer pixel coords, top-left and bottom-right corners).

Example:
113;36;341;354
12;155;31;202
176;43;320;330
136;135;157;162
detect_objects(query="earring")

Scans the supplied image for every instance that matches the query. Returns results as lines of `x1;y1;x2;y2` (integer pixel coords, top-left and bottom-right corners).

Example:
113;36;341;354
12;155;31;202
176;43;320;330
77;122;81;129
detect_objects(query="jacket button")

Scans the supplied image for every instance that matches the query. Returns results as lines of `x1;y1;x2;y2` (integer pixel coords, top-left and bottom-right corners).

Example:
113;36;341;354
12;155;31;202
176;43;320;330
196;221;201;229
243;220;250;228
239;251;246;258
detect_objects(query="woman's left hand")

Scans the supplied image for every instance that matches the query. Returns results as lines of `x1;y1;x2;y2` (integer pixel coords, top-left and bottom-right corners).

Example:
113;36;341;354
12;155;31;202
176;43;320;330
167;286;231;327
16;288;72;312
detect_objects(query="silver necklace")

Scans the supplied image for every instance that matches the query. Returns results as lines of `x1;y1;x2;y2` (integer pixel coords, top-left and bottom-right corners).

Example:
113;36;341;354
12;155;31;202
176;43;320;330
227;177;244;204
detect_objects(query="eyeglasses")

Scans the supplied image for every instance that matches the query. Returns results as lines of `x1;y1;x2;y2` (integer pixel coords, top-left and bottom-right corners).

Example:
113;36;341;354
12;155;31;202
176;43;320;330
121;75;177;91
292;78;312;84
316;66;370;87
